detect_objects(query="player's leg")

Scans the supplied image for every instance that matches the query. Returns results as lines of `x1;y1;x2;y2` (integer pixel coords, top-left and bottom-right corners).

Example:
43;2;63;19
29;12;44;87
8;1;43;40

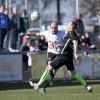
29;52;55;88
37;65;52;87
71;71;86;85
66;60;92;92
63;67;72;80
71;71;92;92
42;55;64;91
34;55;64;94
29;65;51;89
31;65;52;94
47;52;58;85
29;53;56;93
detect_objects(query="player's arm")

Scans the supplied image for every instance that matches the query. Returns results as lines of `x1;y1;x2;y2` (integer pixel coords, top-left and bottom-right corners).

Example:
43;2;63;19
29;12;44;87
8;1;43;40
70;31;79;59
72;40;78;59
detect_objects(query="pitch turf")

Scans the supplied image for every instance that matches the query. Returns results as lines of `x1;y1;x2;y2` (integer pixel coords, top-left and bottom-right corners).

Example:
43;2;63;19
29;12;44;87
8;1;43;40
0;79;100;100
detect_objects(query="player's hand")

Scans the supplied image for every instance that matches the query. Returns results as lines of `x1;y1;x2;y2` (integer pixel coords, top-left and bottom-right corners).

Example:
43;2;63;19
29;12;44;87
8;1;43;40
74;54;79;64
74;54;78;59
73;54;82;66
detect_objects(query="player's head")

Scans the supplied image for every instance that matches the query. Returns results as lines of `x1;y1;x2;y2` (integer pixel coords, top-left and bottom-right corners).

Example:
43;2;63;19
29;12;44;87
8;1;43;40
67;20;77;31
76;12;81;19
50;22;58;34
12;6;18;14
0;5;5;12
4;8;9;15
22;35;30;45
22;9;27;16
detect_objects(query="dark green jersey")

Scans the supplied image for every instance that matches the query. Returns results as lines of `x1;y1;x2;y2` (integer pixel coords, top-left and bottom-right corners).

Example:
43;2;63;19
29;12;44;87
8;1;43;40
21;17;29;32
60;31;79;57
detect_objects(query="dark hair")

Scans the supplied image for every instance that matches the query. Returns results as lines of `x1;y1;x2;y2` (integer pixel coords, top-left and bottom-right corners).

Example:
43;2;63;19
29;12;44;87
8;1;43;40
23;9;27;15
69;20;77;28
0;5;5;9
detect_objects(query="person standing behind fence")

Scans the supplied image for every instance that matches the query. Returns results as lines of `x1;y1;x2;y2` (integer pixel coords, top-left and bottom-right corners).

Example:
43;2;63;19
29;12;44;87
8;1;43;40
0;5;10;51
20;9;29;34
9;6;21;51
75;12;85;37
3;8;11;50
19;35;30;71
17;9;30;50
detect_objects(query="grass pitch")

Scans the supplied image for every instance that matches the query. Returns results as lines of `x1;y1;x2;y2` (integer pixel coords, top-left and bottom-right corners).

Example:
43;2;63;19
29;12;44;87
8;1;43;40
0;79;100;100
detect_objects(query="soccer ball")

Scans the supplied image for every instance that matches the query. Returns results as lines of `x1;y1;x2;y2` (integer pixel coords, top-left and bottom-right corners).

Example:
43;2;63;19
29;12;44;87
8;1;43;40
31;11;40;21
85;85;92;92
86;86;92;92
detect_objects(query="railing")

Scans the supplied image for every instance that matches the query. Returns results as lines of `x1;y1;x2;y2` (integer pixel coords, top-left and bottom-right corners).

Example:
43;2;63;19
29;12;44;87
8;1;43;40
0;50;100;82
30;50;100;80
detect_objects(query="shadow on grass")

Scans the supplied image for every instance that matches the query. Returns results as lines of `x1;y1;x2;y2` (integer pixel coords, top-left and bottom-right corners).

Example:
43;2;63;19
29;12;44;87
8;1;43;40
0;78;100;91
52;78;100;87
0;81;32;91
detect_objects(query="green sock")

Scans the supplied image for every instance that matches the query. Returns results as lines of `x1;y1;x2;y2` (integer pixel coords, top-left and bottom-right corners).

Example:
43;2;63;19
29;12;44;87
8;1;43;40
73;72;86;85
38;67;50;86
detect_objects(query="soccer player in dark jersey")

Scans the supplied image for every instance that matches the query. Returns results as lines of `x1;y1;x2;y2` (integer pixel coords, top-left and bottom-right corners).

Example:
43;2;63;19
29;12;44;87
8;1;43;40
32;20;92;94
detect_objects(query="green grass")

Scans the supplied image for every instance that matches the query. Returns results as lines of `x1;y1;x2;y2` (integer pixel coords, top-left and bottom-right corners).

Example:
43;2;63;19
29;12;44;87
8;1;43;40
0;79;100;100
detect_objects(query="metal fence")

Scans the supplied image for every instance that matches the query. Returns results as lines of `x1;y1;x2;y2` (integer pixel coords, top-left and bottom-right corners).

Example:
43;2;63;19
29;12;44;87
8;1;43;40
30;51;100;80
0;51;100;82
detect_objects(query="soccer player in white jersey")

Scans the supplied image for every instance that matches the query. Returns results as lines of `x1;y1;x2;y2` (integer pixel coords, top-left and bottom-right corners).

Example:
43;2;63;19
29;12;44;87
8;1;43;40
42;22;66;76
42;22;67;86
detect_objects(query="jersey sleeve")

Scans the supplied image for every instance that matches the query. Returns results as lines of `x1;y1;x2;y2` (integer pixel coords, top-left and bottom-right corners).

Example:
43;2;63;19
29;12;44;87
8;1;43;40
69;31;80;43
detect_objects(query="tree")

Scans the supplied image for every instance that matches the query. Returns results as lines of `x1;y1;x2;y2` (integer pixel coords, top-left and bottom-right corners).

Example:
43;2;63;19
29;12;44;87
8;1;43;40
80;0;100;17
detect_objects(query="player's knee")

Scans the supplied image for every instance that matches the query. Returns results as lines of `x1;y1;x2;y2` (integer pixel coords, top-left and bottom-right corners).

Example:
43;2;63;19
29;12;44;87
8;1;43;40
48;61;51;65
70;70;76;76
47;65;53;71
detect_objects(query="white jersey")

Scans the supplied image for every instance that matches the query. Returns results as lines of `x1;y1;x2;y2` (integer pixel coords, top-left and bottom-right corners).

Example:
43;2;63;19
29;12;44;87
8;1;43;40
41;30;66;54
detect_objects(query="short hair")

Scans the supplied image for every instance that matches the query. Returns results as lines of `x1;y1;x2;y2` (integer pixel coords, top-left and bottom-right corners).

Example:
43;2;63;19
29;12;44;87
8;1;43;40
50;22;58;27
69;20;77;28
23;9;27;15
0;5;5;9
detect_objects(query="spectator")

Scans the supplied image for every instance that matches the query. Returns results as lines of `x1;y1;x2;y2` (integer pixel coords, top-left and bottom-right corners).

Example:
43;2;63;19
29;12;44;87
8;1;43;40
80;34;87;49
17;9;30;50
37;35;48;51
3;8;11;50
9;6;21;50
20;9;30;33
80;33;97;50
0;5;10;51
19;35;30;71
28;34;40;52
75;12;85;37
84;32;97;50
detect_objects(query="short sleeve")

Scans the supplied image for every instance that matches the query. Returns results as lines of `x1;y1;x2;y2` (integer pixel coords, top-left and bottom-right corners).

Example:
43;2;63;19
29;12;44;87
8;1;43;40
69;31;79;42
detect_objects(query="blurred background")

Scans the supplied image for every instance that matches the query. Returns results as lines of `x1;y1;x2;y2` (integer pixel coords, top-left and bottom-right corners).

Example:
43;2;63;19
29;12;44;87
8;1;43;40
0;0;100;47
0;0;100;28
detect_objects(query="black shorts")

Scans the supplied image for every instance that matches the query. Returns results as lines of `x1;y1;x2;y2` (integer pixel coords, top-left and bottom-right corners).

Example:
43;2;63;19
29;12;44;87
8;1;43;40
47;52;58;62
50;54;75;71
